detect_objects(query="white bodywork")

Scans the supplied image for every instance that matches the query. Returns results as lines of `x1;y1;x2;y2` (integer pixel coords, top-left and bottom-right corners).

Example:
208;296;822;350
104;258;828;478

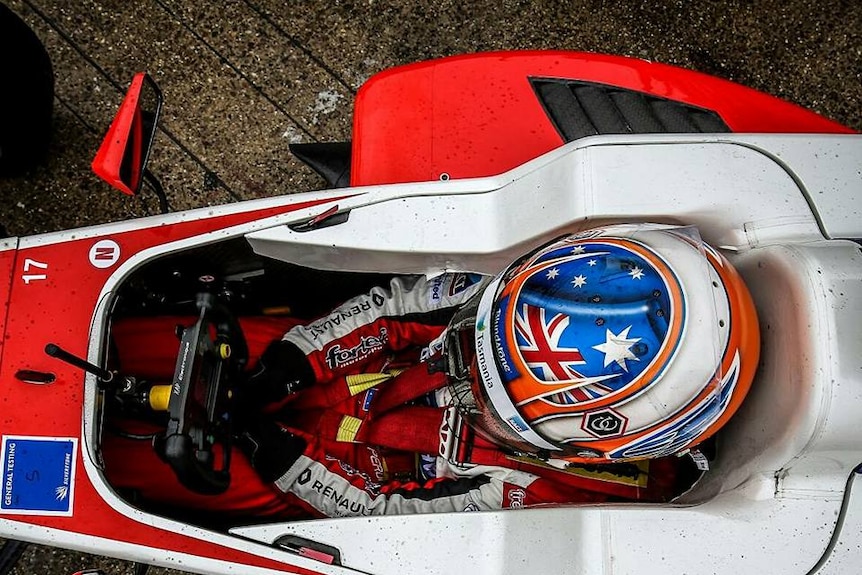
74;133;862;574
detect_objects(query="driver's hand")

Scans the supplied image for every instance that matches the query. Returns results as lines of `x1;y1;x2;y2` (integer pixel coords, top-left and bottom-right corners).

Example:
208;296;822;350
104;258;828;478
236;419;307;482
243;339;314;409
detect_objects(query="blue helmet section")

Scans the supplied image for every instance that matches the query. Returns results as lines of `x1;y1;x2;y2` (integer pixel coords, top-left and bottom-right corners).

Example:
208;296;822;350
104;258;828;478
492;241;674;408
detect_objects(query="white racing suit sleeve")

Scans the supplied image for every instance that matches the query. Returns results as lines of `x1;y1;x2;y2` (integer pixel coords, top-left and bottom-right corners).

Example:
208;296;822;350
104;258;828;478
273;452;541;517
281;273;487;381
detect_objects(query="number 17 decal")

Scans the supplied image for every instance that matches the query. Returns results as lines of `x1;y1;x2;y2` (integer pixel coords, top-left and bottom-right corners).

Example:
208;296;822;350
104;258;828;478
22;258;48;284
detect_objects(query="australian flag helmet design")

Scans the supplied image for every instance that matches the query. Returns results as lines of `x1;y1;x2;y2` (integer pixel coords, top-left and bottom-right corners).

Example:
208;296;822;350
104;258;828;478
494;235;683;420
470;224;760;461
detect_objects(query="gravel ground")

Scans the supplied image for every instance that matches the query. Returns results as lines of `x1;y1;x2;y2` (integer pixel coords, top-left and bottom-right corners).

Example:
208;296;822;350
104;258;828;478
0;0;860;573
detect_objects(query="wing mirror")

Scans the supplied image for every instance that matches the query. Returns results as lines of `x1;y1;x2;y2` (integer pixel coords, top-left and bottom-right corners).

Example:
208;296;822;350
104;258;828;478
92;73;168;211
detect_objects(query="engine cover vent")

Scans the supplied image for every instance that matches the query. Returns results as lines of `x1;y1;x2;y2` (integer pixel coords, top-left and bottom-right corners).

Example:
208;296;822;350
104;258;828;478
530;78;730;141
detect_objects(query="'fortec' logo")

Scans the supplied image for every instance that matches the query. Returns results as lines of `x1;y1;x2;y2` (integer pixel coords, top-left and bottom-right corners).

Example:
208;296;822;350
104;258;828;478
582;408;628;438
325;328;389;369
507;487;526;508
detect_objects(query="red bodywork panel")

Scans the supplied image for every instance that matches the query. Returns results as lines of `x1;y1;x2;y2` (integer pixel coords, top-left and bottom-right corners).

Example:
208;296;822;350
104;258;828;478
0;200;339;573
0;244;16;373
350;51;854;186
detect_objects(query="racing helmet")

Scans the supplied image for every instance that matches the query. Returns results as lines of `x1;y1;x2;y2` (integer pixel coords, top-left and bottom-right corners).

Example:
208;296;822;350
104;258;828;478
445;224;759;462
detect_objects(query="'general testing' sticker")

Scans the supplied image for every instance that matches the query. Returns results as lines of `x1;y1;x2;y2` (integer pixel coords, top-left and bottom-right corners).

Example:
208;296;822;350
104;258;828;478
1;436;77;516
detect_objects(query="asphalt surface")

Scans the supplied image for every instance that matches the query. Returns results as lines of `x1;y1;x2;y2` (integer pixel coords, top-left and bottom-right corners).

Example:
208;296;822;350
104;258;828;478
0;0;860;573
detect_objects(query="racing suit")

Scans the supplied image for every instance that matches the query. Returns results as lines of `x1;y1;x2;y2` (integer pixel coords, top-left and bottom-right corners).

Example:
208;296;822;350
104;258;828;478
243;273;687;518
104;274;692;519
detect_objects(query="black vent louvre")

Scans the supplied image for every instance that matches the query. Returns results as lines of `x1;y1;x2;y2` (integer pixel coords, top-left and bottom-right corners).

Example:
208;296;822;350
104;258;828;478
531;78;730;141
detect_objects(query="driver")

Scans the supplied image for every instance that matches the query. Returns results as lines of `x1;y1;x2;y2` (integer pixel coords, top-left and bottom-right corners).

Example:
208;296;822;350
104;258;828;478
230;223;760;517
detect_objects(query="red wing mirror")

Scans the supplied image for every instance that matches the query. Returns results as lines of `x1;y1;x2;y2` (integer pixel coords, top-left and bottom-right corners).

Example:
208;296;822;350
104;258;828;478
92;73;162;196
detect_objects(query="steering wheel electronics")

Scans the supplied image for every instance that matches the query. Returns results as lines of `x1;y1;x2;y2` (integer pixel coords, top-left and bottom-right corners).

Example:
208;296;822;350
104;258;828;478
152;291;248;494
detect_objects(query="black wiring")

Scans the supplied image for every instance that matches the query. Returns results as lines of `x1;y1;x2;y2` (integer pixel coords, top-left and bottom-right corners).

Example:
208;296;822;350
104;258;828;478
106;425;159;441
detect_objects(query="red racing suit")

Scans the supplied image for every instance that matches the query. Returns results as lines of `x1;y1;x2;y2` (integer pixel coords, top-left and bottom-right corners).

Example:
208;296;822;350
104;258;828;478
246;274;690;517
105;274;693;519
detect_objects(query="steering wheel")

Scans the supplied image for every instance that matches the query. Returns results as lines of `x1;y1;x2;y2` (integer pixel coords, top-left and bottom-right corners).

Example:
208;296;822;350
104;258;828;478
157;291;248;495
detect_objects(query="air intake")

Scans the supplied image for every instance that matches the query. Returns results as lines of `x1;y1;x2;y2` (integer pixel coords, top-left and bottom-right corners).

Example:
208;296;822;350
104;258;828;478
530;78;730;141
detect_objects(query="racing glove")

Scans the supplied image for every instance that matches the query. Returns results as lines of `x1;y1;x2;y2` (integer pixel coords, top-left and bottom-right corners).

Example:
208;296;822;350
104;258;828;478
243;339;315;408
237;419;307;483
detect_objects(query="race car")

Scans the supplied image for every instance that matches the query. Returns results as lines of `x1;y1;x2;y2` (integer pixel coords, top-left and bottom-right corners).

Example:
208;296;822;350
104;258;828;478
0;51;860;575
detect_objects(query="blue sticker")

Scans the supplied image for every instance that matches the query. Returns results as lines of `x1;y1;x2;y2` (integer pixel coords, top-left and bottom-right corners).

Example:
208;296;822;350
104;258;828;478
361;388;378;412
1;436;77;516
506;415;530;433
